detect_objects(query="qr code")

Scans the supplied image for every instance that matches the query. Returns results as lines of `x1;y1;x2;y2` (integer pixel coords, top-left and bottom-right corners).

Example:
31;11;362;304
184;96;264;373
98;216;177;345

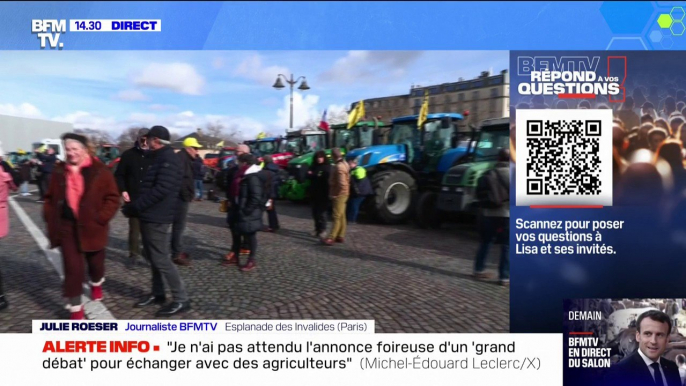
516;109;613;206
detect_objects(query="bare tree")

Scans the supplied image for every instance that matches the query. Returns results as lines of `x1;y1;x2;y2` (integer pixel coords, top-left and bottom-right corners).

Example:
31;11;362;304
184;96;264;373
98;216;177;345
117;127;144;148
75;128;116;147
222;123;242;143
206;122;224;138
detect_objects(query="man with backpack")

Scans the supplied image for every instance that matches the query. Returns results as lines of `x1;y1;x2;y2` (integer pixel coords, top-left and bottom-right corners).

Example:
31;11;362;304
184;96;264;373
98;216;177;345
473;148;510;286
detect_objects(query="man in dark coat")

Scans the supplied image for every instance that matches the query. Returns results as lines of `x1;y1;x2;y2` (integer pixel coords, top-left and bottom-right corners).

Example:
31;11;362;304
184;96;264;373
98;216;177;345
122;125;191;317
170;137;202;266
259;155;280;232
605;310;682;386
114;128;152;261
34;147;57;203
307;150;331;238
192;153;205;201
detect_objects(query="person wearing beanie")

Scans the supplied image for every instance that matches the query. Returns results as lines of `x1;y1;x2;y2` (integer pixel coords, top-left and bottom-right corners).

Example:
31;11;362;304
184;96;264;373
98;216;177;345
114;128;153;263
0;142;17;312
43;133;121;319
122;125;191;316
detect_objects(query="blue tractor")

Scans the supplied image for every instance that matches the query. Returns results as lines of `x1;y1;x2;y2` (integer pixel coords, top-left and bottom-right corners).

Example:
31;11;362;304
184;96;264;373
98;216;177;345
346;113;473;224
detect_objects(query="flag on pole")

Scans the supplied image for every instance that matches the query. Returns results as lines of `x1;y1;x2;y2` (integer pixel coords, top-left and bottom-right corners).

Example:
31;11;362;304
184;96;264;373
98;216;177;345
417;90;429;129
348;100;365;129
318;109;330;131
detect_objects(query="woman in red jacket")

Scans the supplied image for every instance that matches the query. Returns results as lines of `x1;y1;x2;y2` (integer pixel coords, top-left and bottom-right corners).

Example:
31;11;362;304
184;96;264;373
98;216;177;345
0;143;17;311
43;133;120;320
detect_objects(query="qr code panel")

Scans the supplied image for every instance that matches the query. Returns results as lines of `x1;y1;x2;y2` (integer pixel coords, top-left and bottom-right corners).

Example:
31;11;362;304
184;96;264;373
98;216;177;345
525;119;602;196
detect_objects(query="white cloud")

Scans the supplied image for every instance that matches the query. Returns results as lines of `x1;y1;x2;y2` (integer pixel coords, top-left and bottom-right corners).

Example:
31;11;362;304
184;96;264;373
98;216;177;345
51;109;267;141
275;92;321;130
0;103;43;119
53;111;119;131
148;104;176;111
234;54;290;86
325;104;349;124
133;63;205;95
114;89;149;101
319;51;423;84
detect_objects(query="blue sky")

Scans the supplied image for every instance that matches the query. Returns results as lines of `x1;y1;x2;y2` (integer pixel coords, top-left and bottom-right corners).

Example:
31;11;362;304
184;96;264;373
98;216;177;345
0;50;508;140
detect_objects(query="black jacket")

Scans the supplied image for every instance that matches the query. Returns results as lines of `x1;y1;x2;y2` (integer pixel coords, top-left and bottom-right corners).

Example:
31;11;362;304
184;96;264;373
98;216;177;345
235;166;264;234
605;350;681;386
177;149;195;202
259;163;281;199
192;156;204;180
127;146;182;224
308;162;331;202
36;152;57;174
114;144;154;201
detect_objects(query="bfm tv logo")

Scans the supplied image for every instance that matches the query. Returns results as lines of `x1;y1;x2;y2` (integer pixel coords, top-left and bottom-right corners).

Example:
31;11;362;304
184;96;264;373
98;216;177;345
31;19;66;49
516;56;627;103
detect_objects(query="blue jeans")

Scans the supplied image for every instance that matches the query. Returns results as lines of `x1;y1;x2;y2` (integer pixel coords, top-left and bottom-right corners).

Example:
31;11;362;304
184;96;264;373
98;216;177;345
346;196;366;222
474;215;509;281
20;181;29;194
194;180;203;199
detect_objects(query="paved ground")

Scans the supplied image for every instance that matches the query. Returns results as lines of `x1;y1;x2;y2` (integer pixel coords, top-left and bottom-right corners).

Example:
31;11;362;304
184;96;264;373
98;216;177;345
0;188;509;333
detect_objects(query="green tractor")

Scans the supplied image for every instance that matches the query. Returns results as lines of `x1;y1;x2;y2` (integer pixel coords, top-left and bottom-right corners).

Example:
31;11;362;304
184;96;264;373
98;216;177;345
436;117;511;218
279;119;387;202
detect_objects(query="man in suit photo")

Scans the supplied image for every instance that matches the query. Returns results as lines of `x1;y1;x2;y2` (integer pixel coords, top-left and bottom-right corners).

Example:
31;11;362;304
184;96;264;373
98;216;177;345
606;310;682;386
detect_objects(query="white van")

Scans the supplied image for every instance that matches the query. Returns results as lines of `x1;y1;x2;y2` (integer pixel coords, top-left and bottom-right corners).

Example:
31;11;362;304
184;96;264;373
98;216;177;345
32;139;66;161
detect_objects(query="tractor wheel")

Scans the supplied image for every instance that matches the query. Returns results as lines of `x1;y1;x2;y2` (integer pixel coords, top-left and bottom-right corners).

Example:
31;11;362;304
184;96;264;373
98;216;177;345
414;191;443;229
370;170;416;224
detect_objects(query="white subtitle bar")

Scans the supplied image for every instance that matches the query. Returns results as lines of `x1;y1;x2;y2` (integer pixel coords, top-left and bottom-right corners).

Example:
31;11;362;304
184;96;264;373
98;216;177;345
32;320;374;334
69;19;161;32
0;332;562;385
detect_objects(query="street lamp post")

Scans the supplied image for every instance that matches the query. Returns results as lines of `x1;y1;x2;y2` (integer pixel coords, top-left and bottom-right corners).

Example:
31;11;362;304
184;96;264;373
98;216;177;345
272;74;310;132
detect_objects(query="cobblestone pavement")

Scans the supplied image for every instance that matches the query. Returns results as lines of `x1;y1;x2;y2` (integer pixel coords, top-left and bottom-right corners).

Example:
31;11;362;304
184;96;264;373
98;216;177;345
0;192;509;333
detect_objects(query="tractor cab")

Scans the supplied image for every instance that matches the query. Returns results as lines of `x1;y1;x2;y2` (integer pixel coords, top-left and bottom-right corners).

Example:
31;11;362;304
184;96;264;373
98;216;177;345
252;137;282;158
331;119;386;152
438;117;511;215
244;140;257;153
284;129;328;157
389;113;465;173
96;145;120;166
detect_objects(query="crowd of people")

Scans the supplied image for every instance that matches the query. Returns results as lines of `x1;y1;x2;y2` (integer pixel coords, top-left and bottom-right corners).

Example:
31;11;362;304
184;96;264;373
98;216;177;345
0;124;382;319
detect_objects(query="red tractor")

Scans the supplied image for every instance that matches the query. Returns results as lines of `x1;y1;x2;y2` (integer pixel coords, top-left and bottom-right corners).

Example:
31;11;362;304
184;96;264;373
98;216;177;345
96;144;121;172
203;146;236;182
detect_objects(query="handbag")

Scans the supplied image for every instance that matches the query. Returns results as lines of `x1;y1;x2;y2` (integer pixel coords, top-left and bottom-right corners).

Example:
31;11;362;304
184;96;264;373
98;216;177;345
219;199;229;213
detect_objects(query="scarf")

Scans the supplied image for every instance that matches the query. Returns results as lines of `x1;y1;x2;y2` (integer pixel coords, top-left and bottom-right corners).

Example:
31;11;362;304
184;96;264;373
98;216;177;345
65;156;93;218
